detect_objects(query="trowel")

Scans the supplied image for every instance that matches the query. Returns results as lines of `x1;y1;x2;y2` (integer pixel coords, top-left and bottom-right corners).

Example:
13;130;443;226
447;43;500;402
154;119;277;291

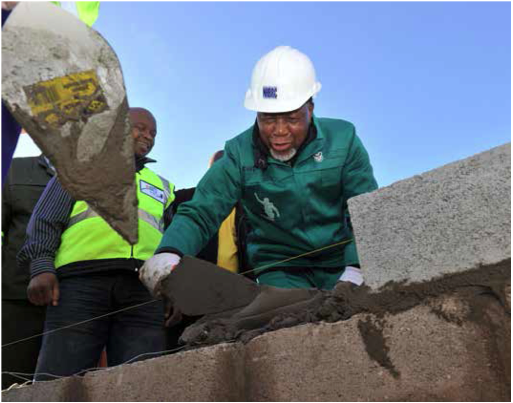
2;1;138;244
160;256;261;316
161;256;323;346
160;256;321;321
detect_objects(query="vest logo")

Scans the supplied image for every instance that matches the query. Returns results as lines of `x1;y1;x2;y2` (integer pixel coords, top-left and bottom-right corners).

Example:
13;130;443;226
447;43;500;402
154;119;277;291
140;180;165;204
313;151;324;163
263;86;278;99
254;192;280;221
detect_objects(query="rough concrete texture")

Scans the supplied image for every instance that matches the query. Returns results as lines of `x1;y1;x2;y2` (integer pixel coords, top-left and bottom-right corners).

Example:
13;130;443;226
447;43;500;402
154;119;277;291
245;294;510;402
2;376;86;402
83;343;245;401
3;343;245;402
348;143;511;290
2;2;138;243
3;287;509;402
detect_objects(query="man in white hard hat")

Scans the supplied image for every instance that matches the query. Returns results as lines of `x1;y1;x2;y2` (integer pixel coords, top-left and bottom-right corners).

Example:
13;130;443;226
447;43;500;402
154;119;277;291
140;46;378;311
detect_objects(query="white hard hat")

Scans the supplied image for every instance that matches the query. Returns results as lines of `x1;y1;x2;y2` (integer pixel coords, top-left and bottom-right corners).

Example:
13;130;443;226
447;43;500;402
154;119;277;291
244;46;322;113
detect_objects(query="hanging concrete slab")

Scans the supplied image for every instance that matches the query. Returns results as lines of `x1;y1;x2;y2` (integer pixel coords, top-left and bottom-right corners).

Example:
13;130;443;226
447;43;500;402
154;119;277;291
2;2;138;244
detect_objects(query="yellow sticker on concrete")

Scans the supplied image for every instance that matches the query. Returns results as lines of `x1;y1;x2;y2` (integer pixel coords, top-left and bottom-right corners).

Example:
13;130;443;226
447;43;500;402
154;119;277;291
24;70;109;127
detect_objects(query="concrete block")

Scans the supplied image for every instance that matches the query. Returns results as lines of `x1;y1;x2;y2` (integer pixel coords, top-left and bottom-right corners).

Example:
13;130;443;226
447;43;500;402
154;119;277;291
2;343;245;402
2;376;86;402
83;343;244;401
348;143;511;290
4;289;508;402
244;294;509;401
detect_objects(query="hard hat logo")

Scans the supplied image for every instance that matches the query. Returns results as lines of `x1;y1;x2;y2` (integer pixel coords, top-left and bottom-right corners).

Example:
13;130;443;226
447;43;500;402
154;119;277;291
244;46;321;113
263;86;278;99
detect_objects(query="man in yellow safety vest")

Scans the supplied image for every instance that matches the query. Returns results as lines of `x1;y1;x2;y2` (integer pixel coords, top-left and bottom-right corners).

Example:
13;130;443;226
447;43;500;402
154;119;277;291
18;107;175;380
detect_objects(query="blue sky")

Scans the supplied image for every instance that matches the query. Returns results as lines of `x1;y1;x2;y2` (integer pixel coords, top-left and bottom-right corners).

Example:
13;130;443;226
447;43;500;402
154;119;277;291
15;1;511;189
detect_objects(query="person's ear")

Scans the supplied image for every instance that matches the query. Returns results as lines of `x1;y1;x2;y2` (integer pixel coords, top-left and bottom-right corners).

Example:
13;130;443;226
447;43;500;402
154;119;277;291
307;102;314;121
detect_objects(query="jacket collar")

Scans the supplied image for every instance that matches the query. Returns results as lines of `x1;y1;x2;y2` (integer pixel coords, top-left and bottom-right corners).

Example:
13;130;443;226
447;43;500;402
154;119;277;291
294;116;325;165
135;156;156;172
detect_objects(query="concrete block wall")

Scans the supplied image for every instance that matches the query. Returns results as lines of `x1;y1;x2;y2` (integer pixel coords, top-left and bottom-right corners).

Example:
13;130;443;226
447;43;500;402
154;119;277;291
4;291;510;401
84;343;245;401
2;377;84;402
245;296;509;401
3;344;245;402
348;143;511;290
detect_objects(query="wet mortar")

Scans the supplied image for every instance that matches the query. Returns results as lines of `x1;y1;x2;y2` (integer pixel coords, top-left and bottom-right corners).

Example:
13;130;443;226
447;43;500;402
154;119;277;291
178;260;510;380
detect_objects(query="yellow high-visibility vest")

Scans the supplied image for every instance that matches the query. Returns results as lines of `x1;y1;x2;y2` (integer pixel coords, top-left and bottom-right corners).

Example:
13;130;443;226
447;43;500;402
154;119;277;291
54;168;174;268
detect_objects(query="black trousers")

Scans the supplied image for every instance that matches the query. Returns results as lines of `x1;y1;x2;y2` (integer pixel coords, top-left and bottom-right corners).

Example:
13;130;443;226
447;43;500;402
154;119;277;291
34;272;166;381
2;299;46;389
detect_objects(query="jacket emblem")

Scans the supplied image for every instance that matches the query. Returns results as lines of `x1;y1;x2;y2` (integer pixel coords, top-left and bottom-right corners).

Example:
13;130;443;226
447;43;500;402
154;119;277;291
254;193;280;221
313;151;324;163
140;180;165;204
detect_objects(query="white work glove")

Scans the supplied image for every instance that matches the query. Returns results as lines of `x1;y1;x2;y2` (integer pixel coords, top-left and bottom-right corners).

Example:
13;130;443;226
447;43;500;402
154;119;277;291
139;253;181;297
339;266;364;286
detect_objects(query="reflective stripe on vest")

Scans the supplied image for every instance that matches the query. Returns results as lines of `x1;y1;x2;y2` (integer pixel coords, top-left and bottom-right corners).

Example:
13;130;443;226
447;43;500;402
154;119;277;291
157;175;172;205
54;168;174;269
67;207;165;233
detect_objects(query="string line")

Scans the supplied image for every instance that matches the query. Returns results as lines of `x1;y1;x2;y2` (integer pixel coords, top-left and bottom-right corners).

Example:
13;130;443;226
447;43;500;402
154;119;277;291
1;345;187;389
2;239;352;348
1;299;159;348
238;238;352;276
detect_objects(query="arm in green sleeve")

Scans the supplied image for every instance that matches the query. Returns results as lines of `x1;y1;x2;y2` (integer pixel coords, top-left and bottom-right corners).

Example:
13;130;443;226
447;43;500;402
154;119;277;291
157;146;242;256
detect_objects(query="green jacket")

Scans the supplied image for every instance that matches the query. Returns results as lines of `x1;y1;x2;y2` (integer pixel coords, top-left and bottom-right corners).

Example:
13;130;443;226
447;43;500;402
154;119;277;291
158;116;378;274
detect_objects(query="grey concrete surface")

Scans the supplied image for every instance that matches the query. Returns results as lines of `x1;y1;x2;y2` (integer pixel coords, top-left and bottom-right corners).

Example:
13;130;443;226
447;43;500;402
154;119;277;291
348;143;511;290
4;290;508;402
2;343;245;402
2;377;85;402
83;343;245;401
244;296;510;401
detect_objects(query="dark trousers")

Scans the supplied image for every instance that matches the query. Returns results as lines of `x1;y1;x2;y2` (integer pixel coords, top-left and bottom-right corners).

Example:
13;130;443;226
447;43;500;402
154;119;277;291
2;299;46;389
35;272;165;381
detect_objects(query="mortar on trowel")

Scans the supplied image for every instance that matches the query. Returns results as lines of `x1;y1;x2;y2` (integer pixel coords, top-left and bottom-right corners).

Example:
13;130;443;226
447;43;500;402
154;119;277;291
158;256;323;343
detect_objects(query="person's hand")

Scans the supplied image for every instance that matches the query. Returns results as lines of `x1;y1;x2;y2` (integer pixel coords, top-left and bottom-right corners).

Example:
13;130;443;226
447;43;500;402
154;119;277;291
163;298;183;327
27;272;60;306
338;266;364;286
139;253;181;297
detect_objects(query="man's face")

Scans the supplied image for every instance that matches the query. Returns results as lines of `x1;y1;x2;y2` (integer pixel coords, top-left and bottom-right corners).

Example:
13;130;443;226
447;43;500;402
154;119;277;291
256;102;313;161
130;109;157;158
